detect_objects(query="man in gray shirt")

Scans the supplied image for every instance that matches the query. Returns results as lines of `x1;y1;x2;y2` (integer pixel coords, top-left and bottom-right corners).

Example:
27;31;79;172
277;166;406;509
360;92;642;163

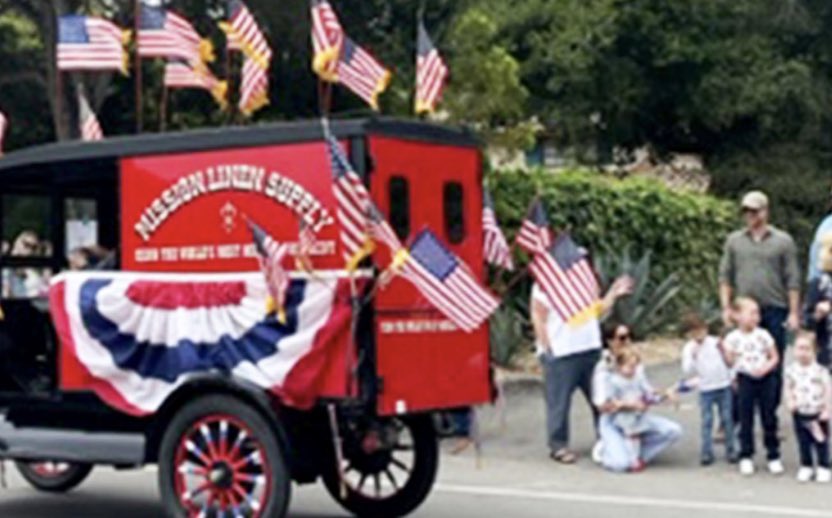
719;190;800;403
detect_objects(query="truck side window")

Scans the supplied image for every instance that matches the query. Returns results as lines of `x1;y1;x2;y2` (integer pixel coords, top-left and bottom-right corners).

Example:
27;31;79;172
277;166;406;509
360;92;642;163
388;176;410;240
2;195;51;258
443;182;465;244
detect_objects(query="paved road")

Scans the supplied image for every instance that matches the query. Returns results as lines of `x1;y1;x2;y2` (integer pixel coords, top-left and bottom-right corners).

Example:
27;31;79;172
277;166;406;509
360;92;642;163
2;362;832;517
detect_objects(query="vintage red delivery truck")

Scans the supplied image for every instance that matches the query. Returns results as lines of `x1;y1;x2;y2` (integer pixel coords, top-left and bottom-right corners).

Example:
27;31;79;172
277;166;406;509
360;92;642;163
0;118;490;517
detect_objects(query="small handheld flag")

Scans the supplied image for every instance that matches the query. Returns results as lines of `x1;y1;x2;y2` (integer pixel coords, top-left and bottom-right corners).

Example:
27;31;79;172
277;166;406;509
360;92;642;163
57;15;130;73
517;199;600;325
324;130;373;270
310;0;344;81
164;60;229;109
482;189;514;270
77;89;103;141
396;229;499;332
221;0;272;69
248;219;290;324
415;21;449;115
239;56;270;116
138;3;214;70
336;37;391;110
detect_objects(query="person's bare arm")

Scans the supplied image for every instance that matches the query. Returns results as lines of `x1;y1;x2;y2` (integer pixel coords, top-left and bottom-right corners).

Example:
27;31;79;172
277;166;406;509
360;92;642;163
719;282;734;327
531;298;551;354
599;276;633;317
787;289;801;330
756;344;780;378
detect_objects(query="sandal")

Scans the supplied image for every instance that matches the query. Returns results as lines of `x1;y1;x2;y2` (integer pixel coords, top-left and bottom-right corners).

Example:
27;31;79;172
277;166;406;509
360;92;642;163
550;448;578;464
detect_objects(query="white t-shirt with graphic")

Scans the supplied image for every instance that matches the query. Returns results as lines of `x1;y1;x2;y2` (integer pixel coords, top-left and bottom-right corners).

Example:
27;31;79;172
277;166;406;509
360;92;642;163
724;327;776;377
785;362;832;416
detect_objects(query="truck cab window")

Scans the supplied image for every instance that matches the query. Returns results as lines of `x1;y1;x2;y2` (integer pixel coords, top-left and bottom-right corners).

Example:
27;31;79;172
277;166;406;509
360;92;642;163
2;195;52;299
443;182;465;244
3;195;51;258
388;176;410;240
65;198;102;270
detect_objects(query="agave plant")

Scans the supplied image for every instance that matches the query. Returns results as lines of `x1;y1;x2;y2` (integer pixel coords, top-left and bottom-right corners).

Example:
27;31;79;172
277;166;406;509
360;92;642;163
594;247;682;340
489;303;531;368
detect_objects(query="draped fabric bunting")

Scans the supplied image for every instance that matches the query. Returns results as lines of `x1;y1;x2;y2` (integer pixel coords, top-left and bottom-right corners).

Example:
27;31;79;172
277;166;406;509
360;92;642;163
49;271;358;416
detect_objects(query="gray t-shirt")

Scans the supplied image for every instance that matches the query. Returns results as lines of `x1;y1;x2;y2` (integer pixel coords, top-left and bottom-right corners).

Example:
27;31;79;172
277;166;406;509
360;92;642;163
719;226;800;308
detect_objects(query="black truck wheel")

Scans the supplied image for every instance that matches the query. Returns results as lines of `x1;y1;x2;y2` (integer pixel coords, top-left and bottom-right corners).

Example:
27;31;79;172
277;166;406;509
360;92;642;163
323;414;438;518
15;461;93;493
158;395;291;518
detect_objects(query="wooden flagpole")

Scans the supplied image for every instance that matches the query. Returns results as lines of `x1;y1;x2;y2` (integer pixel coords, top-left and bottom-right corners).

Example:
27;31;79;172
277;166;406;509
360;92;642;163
159;85;168;132
134;0;143;133
55;70;64;140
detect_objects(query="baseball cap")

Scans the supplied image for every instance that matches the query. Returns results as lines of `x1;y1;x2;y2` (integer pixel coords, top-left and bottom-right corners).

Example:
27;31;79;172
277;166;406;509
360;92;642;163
741;191;768;211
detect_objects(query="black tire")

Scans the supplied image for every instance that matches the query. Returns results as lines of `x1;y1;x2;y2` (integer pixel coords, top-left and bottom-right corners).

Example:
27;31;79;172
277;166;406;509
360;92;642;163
157;395;291;518
15;461;93;493
322;415;438;518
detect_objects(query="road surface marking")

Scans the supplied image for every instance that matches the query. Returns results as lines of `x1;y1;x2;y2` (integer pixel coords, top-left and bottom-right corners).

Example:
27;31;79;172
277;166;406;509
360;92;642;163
436;484;832;517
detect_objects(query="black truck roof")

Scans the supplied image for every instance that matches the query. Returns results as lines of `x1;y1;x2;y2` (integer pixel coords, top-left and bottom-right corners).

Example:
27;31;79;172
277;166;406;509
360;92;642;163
0;117;479;173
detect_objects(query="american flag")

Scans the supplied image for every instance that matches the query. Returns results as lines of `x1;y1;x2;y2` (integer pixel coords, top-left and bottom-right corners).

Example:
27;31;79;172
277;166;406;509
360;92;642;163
0;110;7;156
239;56;270;116
336;37;391;110
482;189;514;270
415;21;449;115
138;4;213;69
324;130;373;269
516;198;552;252
398;230;499;332
296;219;316;271
57;15;129;73
222;0;272;69
164;60;228;108
248;219;290;322
77;90;103;141
310;0;343;81
517;200;599;322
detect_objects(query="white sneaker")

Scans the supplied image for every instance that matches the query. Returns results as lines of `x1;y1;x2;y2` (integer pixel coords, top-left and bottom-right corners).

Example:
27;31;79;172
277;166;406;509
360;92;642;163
591;440;604;464
817;467;832;483
739;458;755;476
796;467;814;483
768;459;785;475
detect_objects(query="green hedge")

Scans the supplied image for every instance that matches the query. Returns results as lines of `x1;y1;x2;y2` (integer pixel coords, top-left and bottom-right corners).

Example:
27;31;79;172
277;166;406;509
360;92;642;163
490;169;738;309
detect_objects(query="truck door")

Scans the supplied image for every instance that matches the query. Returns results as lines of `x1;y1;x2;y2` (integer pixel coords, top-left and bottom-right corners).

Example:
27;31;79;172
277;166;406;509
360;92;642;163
368;134;491;416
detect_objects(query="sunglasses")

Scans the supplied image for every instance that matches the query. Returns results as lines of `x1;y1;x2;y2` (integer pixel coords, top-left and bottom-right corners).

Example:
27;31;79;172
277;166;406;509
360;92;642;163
614;333;631;341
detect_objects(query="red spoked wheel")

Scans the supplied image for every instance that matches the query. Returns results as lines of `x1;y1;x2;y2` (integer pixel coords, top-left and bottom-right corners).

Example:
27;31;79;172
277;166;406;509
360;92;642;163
174;415;272;517
159;396;290;518
15;460;93;493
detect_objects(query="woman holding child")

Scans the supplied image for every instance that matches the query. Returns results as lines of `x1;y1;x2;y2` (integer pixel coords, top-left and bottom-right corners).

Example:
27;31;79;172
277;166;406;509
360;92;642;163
592;323;683;472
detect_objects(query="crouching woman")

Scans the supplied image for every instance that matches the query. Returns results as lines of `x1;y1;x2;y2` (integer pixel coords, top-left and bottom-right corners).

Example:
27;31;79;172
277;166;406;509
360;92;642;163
592;329;683;472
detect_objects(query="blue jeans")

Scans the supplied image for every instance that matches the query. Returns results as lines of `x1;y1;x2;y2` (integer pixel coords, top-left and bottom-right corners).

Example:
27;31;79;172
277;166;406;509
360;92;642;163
599;413;683;472
700;387;735;461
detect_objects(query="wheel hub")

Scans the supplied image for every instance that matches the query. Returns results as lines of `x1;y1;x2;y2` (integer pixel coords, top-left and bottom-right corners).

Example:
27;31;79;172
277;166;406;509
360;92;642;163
208;462;234;489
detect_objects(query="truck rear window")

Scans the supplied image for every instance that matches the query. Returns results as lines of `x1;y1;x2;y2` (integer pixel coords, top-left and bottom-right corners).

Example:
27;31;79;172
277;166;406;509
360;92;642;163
388;176;410;240
443;182;465;244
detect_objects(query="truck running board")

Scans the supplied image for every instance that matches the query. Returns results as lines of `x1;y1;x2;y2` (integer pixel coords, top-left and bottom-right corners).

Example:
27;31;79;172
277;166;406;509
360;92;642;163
0;417;145;465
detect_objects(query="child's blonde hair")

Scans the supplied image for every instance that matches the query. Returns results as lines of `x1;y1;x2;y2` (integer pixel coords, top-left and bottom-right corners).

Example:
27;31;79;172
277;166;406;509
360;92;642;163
615;346;641;368
732;296;758;313
794;330;817;351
